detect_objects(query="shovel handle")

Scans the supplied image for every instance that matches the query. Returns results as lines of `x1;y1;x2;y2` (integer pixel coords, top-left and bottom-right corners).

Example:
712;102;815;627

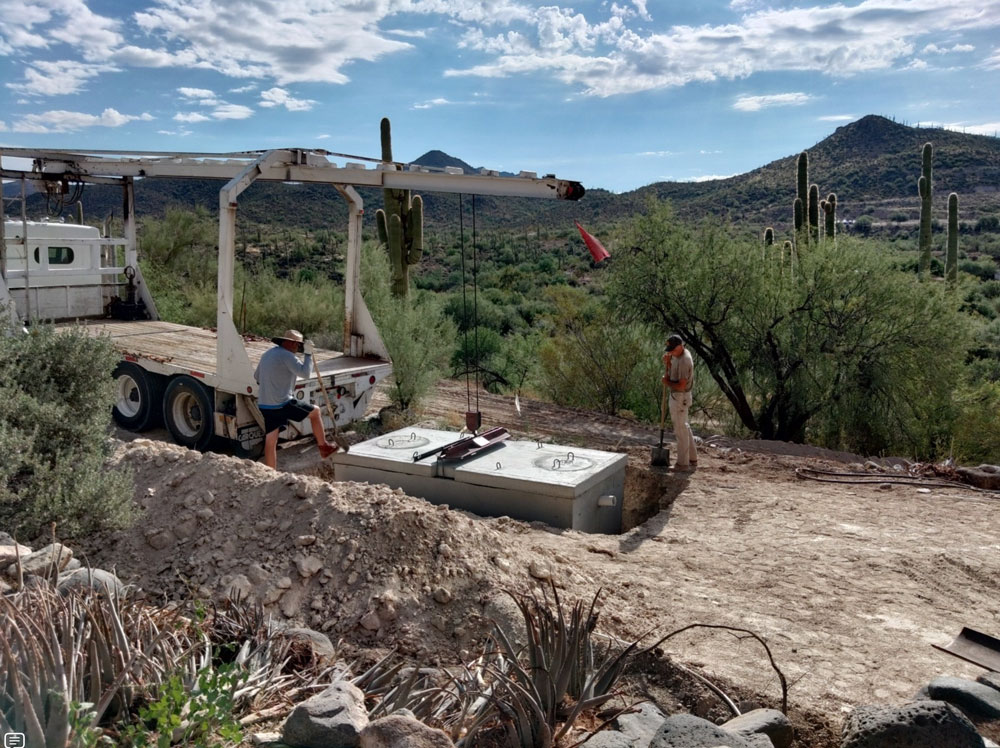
659;379;668;431
313;358;339;430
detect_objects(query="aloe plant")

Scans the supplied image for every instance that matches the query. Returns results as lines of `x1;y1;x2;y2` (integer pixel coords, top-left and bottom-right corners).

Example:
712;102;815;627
375;117;424;298
918;142;933;277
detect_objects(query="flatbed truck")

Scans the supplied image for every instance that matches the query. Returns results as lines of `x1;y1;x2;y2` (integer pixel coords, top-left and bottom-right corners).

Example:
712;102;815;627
0;147;583;456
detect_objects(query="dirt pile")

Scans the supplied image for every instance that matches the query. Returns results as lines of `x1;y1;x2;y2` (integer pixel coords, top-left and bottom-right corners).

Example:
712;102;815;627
84;438;604;660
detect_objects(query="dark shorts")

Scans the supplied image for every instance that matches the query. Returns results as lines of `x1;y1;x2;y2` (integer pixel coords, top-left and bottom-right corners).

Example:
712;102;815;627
261;401;314;434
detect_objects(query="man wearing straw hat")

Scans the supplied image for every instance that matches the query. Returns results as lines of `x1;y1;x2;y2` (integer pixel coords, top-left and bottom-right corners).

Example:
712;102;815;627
254;329;337;469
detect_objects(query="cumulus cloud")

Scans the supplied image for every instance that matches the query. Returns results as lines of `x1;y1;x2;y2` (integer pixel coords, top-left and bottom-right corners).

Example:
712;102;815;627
211;104;254;120
258;87;316;111
6;59;117;96
446;0;1000;96
412;97;452;109
0;0;123;60
12;108;150;134
230;84;257;93
734;92;812;112
177;86;221;106
683;173;738;182
923;43;975;54
174;112;210;123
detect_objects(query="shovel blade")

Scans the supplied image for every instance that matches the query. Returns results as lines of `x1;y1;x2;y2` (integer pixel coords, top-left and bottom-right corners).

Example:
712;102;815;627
651;446;670;467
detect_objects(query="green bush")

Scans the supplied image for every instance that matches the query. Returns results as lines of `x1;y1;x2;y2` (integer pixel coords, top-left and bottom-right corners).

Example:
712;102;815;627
538;287;662;419
610;201;970;458
0;326;133;540
362;243;456;411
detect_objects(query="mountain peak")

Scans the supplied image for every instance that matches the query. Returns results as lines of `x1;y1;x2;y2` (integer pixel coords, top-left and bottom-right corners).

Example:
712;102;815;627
412;150;476;174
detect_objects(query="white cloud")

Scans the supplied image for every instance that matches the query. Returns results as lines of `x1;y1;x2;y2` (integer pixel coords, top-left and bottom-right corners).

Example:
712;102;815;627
903;58;929;70
385;28;428;38
179;87;218;103
230;84;257;93
113;45;199;67
0;121;6;132
258;87;316;111
13;108;149;134
637;150;678;157
818;114;855;122
0;0;123;60
923;43;974;54
447;0;1000;96
699;149;722;154
212;104;254;120
983;48;1000;69
734;92;812;112
157;128;192;136
941;120;1000;135
682;174;738;182
6;59;116;96
316;134;330;140
412;97;452;109
174;112;210;123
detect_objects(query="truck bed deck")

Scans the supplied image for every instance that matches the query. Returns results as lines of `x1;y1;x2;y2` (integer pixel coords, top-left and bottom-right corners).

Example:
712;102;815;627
62;319;388;379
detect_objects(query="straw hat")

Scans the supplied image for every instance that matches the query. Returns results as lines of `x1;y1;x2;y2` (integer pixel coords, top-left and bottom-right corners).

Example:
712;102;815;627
271;329;304;350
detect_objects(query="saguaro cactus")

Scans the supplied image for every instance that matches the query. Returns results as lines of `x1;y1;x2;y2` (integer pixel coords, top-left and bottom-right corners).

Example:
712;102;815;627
794;199;804;235
808;184;820;243
763;227;774;246
821;193;837;242
796;152;809;246
946;192;959;284
918;142;933;277
375;117;424;297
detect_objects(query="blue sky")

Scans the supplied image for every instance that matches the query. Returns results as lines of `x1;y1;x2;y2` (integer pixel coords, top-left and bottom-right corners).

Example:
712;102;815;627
1;0;999;193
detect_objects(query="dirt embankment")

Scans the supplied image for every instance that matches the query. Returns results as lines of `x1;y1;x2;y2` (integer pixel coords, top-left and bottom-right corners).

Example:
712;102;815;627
90;381;1000;745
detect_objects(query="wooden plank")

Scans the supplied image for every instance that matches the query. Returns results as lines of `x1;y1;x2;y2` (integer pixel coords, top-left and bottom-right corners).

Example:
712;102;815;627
60;319;389;379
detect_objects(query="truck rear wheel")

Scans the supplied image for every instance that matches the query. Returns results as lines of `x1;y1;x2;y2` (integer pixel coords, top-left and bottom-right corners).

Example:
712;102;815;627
112;362;163;431
163;375;215;450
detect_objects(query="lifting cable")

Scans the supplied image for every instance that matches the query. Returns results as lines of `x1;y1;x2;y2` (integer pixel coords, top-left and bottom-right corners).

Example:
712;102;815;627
458;194;469;413
794;466;998;497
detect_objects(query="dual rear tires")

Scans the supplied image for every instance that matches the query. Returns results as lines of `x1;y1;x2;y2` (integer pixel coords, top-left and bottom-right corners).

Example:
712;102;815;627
112;365;214;451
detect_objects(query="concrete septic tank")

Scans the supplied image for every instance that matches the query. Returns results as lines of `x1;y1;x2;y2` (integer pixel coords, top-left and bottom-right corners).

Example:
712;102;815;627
330;427;628;534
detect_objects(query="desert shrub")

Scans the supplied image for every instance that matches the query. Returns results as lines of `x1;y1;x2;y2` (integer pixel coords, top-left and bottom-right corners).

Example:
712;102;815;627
538;287;662;419
0;326;133;540
362;243;456;411
611;201;970;458
951;380;1000;464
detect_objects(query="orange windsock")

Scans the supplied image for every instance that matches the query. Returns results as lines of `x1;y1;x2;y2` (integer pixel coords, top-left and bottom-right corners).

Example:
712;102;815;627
575;221;610;262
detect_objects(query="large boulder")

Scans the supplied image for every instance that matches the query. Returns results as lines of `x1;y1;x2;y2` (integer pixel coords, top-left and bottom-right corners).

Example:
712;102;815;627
840;700;984;748
360;714;454;748
7;543;73;579
915;676;1000;719
282;680;369;748
56;568;126;598
649;713;756;748
956;465;1000;490
722;708;793;748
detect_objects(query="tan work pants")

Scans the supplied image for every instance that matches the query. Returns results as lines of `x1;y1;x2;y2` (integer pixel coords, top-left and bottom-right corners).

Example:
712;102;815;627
669;390;697;467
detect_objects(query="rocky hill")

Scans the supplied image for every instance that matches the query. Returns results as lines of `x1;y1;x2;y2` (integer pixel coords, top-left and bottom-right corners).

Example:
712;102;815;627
11;115;1000;236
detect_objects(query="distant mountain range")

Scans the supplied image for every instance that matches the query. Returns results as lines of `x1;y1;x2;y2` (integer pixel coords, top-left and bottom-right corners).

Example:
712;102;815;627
6;116;1000;237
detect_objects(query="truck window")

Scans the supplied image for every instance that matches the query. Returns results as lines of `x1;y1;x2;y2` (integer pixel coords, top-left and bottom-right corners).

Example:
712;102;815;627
32;246;76;265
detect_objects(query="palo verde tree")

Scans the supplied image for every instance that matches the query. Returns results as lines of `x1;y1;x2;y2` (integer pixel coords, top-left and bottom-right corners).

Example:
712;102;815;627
610;200;969;456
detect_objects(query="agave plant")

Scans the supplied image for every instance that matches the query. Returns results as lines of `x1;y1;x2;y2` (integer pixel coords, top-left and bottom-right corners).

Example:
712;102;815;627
0;585;192;746
454;584;641;748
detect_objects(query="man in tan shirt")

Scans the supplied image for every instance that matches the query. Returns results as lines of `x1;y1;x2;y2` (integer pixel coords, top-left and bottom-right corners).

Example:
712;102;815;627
663;334;698;471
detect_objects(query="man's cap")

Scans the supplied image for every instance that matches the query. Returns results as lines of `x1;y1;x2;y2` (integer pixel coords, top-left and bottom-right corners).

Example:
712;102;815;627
272;329;304;349
665;334;683;351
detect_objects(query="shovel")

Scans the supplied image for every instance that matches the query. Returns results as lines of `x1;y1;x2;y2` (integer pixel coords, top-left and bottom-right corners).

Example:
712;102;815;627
651;379;670;467
313;357;351;453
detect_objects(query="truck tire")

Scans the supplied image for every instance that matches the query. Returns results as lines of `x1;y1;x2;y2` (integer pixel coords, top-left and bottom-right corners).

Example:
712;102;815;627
163;375;215;450
111;362;163;431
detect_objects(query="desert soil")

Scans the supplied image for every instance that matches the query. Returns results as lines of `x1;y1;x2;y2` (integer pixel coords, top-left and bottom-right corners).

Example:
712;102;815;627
92;379;1000;744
